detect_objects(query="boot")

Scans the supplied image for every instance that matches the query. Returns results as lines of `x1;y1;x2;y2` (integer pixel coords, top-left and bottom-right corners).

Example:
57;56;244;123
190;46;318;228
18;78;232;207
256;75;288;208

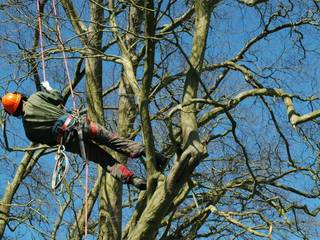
128;176;147;190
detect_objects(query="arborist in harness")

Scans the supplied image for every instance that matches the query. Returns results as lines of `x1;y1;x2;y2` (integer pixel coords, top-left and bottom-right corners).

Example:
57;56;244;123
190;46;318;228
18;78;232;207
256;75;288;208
1;81;167;190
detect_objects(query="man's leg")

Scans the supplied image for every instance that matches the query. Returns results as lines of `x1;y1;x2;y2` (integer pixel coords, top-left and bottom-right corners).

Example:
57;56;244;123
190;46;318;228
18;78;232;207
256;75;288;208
87;144;146;190
82;118;144;158
64;134;146;190
82;118;168;169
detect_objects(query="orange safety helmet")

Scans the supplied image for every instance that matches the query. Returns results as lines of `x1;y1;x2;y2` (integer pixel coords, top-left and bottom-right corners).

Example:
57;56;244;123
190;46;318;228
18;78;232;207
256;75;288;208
1;93;22;115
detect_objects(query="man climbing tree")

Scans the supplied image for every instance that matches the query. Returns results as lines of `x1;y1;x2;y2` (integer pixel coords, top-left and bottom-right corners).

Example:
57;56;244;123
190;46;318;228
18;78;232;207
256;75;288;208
3;0;320;239
1;80;166;190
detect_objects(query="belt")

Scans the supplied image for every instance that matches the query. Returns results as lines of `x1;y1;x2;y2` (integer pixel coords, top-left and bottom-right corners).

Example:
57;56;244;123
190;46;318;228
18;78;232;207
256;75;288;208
56;115;74;144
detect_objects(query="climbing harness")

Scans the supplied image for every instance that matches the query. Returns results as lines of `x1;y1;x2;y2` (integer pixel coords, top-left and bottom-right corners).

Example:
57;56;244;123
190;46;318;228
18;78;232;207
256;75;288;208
51;145;69;191
36;0;89;237
55;114;76;143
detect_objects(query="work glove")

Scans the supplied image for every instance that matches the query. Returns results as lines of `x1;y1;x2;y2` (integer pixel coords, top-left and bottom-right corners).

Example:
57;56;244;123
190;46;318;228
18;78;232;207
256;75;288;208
41;81;53;92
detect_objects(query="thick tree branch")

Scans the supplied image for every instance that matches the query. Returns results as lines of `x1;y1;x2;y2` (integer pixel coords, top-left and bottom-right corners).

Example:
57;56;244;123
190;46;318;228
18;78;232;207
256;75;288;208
60;0;88;45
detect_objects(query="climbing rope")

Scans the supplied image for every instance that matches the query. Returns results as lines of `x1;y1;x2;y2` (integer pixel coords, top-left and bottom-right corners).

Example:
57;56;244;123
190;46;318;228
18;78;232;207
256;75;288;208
37;0;69;192
36;0;47;83
51;0;77;111
37;0;89;238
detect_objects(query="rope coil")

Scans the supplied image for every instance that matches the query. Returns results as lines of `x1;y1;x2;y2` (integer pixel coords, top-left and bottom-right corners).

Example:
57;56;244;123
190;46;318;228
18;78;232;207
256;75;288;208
51;145;69;191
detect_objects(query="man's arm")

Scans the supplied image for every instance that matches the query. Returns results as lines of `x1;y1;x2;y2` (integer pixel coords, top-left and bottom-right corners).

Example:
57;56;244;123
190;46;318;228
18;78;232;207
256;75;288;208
41;81;53;92
40;81;64;106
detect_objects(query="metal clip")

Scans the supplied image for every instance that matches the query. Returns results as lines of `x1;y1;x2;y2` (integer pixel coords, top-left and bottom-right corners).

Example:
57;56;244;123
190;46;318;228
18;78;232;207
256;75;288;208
51;145;69;191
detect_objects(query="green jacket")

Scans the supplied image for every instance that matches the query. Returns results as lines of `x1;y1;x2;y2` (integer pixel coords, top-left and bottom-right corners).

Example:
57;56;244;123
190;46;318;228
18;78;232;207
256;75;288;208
22;90;67;145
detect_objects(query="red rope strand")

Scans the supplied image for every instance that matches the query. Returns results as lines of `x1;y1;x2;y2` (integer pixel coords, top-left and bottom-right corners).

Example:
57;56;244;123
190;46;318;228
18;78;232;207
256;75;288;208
51;0;77;111
50;0;89;238
37;0;89;238
36;0;47;83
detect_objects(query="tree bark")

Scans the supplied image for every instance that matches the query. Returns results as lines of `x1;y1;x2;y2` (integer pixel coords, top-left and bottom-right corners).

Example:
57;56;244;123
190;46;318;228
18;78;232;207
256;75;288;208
140;0;158;200
79;2;113;240
127;1;213;238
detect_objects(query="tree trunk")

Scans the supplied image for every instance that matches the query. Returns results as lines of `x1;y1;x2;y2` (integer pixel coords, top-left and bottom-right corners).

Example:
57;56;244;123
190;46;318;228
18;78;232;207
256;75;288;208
127;1;213;239
79;2;115;240
61;0;106;238
140;0;158;200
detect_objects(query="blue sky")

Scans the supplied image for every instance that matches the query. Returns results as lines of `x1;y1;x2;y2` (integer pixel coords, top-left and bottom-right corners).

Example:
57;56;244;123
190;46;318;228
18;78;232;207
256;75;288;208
1;0;320;239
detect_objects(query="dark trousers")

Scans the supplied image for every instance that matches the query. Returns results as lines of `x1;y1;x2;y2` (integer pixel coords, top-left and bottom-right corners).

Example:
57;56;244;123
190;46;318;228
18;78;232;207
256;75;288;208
61;117;145;183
